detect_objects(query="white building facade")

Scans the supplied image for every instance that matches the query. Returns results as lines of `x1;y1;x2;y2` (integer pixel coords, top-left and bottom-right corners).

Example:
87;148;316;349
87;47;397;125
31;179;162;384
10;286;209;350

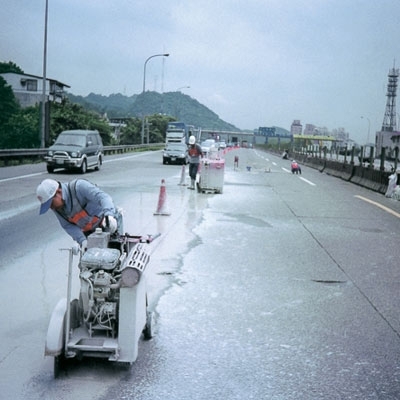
0;72;70;107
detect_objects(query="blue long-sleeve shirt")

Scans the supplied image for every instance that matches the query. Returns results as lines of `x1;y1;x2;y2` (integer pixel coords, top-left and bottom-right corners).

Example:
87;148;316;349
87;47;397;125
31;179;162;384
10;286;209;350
53;179;117;245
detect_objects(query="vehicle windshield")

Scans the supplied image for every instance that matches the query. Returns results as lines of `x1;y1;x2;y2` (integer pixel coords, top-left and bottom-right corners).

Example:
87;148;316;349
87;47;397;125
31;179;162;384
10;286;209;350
55;134;86;147
166;130;185;137
201;140;215;146
166;144;187;151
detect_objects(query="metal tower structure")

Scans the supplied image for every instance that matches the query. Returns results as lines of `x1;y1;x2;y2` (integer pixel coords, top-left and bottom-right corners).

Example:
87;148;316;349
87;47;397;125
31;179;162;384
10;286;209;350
381;66;399;131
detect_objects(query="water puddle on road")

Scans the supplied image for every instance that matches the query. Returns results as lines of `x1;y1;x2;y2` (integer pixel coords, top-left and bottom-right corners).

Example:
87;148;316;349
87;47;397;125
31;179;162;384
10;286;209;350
218;212;273;228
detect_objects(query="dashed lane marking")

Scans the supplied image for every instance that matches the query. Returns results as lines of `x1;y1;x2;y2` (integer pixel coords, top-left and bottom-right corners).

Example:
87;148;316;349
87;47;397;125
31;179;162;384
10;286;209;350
299;177;316;186
282;168;316;185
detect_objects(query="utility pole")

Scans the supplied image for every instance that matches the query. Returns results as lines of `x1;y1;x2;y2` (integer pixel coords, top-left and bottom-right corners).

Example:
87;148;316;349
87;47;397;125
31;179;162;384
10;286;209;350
40;0;48;148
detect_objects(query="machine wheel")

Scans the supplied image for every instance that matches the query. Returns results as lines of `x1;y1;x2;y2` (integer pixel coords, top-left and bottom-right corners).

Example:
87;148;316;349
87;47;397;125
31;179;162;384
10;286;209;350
47;165;54;173
54;352;66;378
143;311;154;340
70;299;82;329
80;159;87;174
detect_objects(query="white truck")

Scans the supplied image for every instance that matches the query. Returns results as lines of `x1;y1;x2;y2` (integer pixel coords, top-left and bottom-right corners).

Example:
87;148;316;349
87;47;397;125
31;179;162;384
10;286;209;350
165;122;197;145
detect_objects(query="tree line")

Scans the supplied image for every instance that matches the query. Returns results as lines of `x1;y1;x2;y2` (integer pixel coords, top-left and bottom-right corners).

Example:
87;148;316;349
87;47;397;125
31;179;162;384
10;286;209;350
0;61;175;149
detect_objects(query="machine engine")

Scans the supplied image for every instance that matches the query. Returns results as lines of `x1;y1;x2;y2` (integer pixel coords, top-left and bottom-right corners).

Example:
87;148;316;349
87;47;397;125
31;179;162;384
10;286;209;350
78;240;150;338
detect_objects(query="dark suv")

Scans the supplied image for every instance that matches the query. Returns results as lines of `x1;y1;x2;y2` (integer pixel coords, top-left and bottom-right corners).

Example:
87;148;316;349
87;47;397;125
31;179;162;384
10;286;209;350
45;130;103;174
163;143;188;165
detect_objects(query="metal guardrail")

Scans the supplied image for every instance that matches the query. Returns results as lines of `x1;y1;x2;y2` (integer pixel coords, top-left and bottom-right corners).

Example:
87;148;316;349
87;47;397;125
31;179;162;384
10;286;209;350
0;143;164;166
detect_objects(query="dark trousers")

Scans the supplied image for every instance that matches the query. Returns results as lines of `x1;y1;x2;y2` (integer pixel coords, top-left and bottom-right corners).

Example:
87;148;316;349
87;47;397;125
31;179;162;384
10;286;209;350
189;163;199;180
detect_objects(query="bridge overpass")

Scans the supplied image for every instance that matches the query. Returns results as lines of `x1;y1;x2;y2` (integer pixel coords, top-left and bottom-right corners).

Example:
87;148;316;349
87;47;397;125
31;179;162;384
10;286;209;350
200;129;253;145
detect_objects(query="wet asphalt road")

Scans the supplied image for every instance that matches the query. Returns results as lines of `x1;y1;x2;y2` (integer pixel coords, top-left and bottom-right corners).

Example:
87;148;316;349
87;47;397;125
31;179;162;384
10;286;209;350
1;148;400;399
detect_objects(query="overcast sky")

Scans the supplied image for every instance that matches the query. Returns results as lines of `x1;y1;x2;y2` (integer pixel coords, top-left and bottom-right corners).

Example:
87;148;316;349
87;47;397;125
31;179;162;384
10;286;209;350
2;0;400;143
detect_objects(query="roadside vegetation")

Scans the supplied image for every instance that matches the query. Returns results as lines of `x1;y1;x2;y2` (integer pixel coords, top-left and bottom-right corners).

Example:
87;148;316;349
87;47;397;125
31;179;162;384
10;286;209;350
0;61;176;149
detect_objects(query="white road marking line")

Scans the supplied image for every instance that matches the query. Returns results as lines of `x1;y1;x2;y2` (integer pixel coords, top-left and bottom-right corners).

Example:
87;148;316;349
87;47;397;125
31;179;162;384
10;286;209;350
0;172;44;183
0;152;154;183
281;168;316;185
299;177;316;186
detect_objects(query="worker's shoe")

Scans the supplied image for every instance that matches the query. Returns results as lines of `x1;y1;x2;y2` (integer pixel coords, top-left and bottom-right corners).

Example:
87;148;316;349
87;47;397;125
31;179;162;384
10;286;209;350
188;179;195;190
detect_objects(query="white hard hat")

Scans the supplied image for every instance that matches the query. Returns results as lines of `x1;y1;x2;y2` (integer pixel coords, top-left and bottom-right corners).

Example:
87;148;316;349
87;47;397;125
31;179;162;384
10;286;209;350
189;135;196;145
36;179;59;214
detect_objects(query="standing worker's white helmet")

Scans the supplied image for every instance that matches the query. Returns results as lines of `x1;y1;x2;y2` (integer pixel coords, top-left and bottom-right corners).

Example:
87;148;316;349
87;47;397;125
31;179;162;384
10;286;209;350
189;136;196;145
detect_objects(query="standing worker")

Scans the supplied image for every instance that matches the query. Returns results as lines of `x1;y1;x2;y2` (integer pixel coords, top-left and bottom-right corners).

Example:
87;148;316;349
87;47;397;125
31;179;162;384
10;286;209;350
187;135;203;190
36;178;123;251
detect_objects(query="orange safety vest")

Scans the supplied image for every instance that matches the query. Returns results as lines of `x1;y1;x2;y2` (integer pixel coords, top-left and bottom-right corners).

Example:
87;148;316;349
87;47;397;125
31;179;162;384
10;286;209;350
68;209;101;233
188;145;201;157
66;180;102;233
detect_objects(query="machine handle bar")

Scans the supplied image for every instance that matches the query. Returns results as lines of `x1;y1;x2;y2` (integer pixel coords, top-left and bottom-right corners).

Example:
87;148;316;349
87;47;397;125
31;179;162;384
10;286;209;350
123;232;161;244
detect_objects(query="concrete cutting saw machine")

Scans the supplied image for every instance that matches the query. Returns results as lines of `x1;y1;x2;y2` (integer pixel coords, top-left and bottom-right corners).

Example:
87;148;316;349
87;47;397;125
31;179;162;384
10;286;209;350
45;228;160;378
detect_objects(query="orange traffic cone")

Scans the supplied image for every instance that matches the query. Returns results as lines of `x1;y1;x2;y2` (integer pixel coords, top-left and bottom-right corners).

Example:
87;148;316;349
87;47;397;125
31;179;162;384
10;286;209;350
154;179;171;216
178;164;187;186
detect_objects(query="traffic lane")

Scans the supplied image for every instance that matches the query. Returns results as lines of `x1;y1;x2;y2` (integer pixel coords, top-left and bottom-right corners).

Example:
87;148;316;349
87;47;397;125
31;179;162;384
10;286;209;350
0;150;166;268
0;150;164;217
0;151;205;400
187;164;398;397
254;151;400;335
0;149;192;273
256;147;400;215
256;148;400;334
2;148;399;398
218;148;400;332
100;152;400;399
155;226;398;398
0;162;46;180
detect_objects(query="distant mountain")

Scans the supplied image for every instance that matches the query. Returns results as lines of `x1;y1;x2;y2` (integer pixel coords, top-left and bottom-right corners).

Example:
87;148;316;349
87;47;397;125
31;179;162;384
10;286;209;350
67;91;241;132
67;92;137;118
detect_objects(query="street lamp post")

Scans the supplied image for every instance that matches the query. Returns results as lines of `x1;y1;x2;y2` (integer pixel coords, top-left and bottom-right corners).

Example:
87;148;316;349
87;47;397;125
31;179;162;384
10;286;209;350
141;53;169;144
41;0;49;148
361;116;371;145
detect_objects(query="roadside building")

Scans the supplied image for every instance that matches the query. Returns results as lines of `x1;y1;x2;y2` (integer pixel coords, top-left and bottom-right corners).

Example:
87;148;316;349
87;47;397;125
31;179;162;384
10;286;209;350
0;71;70;108
290;120;302;135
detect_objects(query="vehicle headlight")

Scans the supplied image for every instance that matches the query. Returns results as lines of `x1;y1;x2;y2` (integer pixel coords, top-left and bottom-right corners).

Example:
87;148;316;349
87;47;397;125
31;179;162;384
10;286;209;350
71;151;80;158
47;151;53;156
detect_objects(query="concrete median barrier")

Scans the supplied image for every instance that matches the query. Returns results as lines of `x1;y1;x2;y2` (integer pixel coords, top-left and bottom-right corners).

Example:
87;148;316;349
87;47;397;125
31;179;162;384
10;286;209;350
323;160;353;181
350;166;389;194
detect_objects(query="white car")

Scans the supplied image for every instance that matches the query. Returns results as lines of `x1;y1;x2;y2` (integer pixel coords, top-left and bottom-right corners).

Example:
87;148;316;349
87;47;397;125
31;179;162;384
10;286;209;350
218;141;227;150
201;139;216;153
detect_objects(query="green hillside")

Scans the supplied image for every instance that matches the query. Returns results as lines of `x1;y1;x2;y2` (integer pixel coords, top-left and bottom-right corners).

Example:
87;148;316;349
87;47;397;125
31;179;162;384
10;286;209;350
68;91;241;132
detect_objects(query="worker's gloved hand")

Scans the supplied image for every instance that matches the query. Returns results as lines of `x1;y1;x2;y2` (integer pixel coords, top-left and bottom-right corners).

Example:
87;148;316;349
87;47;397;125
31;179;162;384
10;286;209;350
102;215;118;234
80;239;88;253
